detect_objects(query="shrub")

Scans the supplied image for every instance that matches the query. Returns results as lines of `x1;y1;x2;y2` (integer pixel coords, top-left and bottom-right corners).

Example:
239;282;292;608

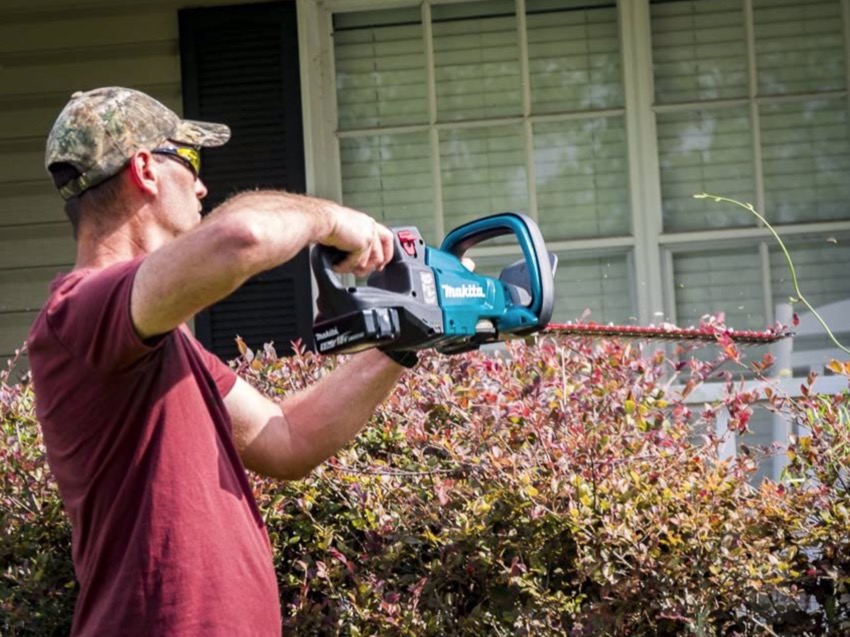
1;351;75;636
776;363;850;631
236;336;847;636
2;335;849;635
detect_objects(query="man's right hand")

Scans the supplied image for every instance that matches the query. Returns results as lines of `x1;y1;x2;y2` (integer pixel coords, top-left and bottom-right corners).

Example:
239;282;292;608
321;205;395;278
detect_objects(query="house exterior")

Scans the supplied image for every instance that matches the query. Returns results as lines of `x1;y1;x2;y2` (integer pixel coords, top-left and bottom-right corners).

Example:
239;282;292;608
2;0;849;371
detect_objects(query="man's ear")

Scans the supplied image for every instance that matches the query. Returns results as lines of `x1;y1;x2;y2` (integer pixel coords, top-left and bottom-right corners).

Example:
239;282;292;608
127;150;159;196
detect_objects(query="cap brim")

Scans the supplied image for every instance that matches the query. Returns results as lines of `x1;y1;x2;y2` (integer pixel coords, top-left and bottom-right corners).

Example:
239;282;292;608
173;119;231;148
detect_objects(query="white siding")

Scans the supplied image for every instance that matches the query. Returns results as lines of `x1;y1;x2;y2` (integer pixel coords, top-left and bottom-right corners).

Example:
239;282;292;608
0;0;268;364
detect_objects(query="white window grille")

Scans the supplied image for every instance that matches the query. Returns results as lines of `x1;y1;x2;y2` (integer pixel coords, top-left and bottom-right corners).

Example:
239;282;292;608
309;0;850;331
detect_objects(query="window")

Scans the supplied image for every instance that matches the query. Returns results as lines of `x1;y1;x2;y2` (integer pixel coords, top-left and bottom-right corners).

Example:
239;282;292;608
180;3;314;360
332;0;634;325
318;0;850;333
652;0;850;329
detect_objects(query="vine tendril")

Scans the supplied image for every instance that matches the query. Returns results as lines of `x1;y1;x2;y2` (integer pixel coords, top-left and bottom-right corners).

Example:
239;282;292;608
694;193;850;356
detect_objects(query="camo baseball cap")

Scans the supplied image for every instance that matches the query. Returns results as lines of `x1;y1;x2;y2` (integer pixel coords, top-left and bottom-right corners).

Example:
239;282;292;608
45;87;230;200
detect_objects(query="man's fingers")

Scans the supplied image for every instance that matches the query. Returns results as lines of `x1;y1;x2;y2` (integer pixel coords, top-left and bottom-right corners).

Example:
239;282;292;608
368;225;385;270
370;223;396;272
333;249;363;274
324;213;394;277
377;225;394;268
334;244;380;277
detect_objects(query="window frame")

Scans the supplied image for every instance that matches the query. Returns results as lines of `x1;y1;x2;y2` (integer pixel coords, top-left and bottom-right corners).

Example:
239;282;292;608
296;0;850;327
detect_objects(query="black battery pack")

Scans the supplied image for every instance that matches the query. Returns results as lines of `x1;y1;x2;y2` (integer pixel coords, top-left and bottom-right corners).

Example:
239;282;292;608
313;308;401;355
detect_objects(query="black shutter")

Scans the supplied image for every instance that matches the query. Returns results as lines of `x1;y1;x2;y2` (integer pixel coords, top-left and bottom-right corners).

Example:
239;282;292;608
179;1;313;361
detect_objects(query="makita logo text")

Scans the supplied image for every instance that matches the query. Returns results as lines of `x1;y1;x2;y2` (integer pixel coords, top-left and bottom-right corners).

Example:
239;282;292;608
316;327;339;340
441;283;486;299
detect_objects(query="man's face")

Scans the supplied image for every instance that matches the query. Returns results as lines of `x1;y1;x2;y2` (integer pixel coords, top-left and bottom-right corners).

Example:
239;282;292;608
151;144;208;236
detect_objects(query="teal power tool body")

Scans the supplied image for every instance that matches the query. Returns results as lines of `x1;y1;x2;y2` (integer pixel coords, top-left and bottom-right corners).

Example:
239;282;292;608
311;212;557;355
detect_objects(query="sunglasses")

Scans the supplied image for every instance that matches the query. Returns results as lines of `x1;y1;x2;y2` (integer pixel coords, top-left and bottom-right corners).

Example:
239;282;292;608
152;146;201;178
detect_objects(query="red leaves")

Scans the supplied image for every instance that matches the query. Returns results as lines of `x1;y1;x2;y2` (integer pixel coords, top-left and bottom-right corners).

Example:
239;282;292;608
725;389;757;434
508;556;527;578
715;332;741;365
7;332;850;635
751;352;775;374
435;479;453;506
728;407;752;434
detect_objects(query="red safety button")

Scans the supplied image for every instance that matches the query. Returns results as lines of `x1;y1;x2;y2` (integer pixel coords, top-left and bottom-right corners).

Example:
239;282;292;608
398;230;418;257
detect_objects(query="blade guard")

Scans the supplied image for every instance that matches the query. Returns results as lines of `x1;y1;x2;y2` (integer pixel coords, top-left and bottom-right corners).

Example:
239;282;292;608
439;212;555;335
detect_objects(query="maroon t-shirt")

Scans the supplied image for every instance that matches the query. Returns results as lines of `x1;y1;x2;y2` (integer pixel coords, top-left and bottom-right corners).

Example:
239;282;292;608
27;258;281;636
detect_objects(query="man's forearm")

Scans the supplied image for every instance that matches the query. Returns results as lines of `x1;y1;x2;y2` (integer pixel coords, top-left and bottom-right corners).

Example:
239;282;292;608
132;190;386;340
278;350;407;478
210;190;338;273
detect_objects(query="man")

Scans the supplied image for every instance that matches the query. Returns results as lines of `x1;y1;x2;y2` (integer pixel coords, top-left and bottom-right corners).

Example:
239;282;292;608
27;87;415;636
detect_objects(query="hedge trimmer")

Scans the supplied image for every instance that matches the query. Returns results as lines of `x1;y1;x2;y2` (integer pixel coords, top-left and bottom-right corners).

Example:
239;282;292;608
311;212;789;356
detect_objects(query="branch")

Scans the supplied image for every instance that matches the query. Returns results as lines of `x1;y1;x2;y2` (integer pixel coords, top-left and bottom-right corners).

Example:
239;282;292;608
695;193;850;356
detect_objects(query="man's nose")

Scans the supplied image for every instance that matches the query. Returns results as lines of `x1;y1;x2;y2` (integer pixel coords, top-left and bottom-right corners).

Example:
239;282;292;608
195;178;208;200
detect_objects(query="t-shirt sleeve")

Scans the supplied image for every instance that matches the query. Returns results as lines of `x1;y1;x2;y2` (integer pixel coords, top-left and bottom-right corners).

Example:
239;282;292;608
189;336;239;398
45;258;164;373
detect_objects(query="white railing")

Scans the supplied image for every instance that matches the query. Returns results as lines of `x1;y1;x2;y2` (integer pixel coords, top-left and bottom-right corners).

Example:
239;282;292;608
671;301;850;481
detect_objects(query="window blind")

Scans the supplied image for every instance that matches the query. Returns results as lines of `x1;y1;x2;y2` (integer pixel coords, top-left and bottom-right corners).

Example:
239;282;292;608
474;251;633;324
331;0;849;345
533;117;629;239
432;1;521;121
440;125;528;232
652;0;849;348
673;248;765;330
553;253;632;323
526;0;622;113
334;8;427;130
753;0;845;96
770;238;850;310
657;107;755;231
340;133;436;242
760;99;850;225
770;237;850;353
334;1;631;246
650;0;748;104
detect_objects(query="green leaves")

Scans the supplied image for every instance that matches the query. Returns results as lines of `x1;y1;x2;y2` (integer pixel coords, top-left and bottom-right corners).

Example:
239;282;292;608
4;336;850;635
230;337;850;635
1;371;75;636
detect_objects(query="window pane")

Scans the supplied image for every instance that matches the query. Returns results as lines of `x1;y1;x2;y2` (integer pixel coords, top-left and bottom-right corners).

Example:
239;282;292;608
334;8;427;130
651;0;748;103
673;247;765;330
770;236;850;357
440;125;527;231
469;250;631;324
533;116;629;239
432;1;522;121
770;237;850;310
754;0;845;96
340;133;436;243
761;99;850;225
658;107;755;231
527;0;622;113
553;253;633;324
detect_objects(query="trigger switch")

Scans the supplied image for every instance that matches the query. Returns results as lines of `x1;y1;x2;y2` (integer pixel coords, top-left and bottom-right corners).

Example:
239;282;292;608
398;230;418;257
